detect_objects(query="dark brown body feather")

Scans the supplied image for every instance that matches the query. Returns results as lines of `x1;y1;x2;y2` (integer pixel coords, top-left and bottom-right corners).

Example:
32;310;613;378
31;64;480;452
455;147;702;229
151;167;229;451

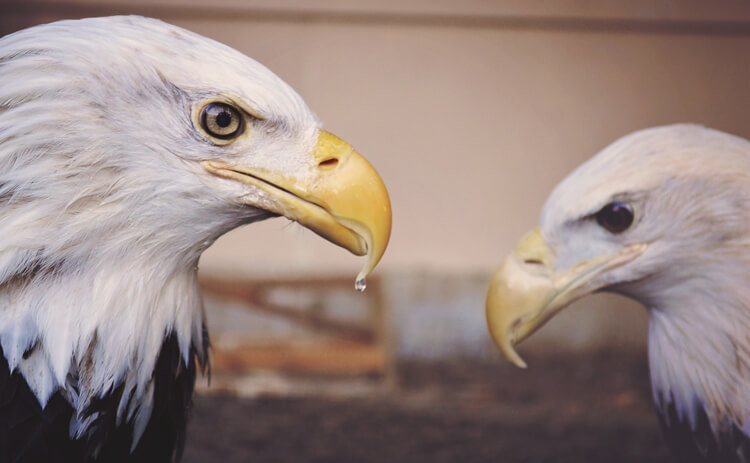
0;332;204;463
658;396;750;463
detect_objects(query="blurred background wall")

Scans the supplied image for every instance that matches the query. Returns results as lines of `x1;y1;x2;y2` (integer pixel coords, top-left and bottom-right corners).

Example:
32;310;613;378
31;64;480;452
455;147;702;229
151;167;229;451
3;0;750;361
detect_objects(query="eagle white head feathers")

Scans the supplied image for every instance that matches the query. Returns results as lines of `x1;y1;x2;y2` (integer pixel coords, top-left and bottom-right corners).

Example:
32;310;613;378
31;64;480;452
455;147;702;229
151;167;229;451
0;16;391;461
487;124;750;461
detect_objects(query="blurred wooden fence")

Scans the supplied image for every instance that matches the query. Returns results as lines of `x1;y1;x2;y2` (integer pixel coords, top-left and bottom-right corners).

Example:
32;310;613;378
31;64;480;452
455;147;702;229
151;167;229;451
200;276;394;379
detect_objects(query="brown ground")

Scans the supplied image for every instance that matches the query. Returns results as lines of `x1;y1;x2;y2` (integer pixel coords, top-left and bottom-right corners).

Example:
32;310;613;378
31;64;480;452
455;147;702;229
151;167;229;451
183;350;671;463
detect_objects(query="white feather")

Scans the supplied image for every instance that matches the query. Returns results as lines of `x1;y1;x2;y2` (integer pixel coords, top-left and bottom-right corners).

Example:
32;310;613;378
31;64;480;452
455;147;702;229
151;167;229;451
0;15;322;445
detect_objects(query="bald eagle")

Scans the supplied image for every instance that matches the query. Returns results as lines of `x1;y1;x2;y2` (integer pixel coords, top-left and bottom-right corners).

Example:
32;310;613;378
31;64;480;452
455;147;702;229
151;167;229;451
486;124;750;462
0;16;391;462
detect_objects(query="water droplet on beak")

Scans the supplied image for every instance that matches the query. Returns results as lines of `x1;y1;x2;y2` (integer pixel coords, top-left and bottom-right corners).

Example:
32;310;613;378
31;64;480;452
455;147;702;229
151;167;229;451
355;277;366;292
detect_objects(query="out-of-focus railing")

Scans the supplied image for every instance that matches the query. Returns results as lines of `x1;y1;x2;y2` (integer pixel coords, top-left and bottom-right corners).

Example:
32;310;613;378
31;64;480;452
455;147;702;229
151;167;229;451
200;276;395;381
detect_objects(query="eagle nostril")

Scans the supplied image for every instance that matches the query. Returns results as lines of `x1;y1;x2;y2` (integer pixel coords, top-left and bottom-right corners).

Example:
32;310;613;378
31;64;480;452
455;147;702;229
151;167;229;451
524;259;543;265
318;158;339;168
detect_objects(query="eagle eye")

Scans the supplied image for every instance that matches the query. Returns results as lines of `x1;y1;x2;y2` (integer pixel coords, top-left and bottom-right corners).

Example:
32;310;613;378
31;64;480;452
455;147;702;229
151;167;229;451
199;102;244;140
595;202;633;234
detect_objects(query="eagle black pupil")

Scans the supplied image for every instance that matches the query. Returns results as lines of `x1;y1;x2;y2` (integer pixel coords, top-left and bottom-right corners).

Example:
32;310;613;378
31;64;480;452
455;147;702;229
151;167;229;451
215;111;231;128
596;202;633;233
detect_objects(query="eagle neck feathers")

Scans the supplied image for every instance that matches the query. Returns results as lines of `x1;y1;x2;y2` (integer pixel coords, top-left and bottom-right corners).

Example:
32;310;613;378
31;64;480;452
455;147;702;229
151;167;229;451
644;265;750;461
0;251;210;449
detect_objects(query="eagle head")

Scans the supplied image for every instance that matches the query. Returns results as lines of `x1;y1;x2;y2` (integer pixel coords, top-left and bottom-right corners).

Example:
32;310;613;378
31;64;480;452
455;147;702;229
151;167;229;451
0;15;391;448
486;124;750;459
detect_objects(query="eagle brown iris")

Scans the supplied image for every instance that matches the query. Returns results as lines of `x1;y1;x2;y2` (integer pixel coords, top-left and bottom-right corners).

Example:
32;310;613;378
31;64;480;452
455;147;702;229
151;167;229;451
200;102;244;139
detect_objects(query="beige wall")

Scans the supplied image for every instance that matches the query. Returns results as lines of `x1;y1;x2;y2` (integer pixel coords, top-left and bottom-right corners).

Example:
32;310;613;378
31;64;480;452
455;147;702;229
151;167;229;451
3;1;750;354
4;1;750;278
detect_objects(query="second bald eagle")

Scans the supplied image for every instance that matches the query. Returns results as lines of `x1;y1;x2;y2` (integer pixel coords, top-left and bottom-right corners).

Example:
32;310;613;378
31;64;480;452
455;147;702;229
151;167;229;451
487;124;750;462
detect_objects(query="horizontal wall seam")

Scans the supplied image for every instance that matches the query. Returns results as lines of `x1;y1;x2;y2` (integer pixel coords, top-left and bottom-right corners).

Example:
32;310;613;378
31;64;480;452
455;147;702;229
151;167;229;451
5;3;750;37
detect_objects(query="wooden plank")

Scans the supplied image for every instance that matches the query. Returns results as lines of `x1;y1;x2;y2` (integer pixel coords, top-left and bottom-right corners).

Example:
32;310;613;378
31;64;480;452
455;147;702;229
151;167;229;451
201;276;392;376
212;341;386;374
201;277;380;343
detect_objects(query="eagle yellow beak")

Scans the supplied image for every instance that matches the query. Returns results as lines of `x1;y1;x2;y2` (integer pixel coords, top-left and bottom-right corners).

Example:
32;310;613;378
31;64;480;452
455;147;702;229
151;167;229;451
203;130;391;287
485;228;645;368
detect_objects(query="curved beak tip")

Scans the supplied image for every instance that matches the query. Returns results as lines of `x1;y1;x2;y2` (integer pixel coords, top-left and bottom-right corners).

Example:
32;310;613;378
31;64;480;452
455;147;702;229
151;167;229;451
486;306;528;369
485;229;551;369
495;331;528;369
311;132;392;282
327;158;391;283
508;351;528;370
